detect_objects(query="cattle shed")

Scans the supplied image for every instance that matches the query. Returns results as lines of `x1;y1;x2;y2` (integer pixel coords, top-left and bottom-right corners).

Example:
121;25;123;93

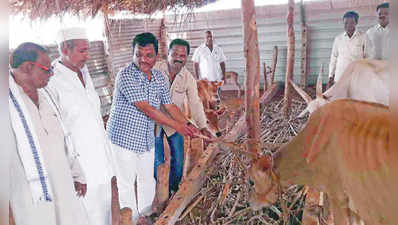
106;0;385;88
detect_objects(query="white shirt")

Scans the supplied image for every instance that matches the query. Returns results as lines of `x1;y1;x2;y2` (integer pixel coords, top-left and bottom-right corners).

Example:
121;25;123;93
329;31;374;82
192;43;227;81
47;60;114;186
366;24;390;60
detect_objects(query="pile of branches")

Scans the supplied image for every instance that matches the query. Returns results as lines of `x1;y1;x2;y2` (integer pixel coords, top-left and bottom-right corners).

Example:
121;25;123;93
175;89;315;225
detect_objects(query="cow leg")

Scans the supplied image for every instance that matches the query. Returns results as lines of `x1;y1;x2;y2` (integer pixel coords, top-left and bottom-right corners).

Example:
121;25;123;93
302;186;321;225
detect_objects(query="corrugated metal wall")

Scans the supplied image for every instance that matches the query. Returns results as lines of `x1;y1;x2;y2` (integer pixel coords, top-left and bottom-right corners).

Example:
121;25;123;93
46;41;112;116
106;0;384;86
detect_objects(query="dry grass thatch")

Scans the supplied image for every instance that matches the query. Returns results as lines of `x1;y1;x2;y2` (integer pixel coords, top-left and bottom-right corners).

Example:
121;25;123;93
10;0;212;20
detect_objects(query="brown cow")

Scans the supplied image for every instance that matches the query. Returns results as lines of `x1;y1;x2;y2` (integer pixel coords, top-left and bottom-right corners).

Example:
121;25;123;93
249;99;397;225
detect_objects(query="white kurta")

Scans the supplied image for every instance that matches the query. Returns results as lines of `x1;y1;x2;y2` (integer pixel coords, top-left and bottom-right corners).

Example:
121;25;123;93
47;60;115;225
366;24;390;60
192;43;227;81
329;31;374;82
10;87;89;225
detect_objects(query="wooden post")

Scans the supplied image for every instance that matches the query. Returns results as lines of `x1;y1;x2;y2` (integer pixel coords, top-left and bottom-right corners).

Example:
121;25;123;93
242;0;261;156
263;62;268;92
270;46;278;87
283;0;296;118
300;24;309;88
103;14;115;92
158;14;168;60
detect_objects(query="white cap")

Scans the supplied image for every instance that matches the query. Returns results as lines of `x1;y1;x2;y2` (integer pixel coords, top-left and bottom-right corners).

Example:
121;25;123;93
56;27;88;44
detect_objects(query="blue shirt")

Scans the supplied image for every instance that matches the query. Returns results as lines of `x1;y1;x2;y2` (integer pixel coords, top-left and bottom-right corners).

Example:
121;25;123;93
107;63;172;153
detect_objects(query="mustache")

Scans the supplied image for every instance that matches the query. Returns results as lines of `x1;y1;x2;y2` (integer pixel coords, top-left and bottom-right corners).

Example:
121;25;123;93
173;60;184;64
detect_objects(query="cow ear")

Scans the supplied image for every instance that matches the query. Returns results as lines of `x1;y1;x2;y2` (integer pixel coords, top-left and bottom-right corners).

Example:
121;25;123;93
217;81;224;86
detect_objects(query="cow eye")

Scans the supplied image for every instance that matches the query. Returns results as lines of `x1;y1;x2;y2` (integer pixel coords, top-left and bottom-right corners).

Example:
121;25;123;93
249;179;254;186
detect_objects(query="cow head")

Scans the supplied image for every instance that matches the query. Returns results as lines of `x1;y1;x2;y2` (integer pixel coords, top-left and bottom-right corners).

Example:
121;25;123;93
248;154;279;209
290;65;328;117
197;79;223;111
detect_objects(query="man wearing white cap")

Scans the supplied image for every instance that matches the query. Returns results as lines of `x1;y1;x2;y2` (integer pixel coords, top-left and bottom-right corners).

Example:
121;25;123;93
46;27;116;225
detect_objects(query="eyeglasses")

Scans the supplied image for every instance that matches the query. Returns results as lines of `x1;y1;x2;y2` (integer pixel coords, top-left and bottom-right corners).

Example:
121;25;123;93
29;62;54;74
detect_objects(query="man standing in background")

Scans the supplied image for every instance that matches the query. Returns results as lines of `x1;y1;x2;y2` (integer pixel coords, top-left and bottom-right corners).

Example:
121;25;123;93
192;30;227;82
329;11;374;85
47;27;116;225
367;2;390;60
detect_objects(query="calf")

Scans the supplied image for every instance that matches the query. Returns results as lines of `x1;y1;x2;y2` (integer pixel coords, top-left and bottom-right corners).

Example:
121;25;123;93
291;60;389;117
184;80;225;137
249;99;397;225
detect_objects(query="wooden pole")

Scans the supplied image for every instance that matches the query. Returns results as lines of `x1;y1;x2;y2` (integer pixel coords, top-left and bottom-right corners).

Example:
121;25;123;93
158;14;168;60
263;62;268;92
270;46;278;87
242;0;261;156
283;0;296;118
300;24;309;88
103;14;115;92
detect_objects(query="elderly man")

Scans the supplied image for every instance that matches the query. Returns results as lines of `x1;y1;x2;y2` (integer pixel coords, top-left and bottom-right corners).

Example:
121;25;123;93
153;39;213;194
192;30;227;81
106;32;199;223
47;27;115;225
367;2;390;60
329;11;374;85
9;42;89;225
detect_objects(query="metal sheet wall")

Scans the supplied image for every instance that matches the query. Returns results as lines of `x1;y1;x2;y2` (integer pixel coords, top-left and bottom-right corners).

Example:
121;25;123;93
107;0;384;87
106;18;162;76
46;41;112;116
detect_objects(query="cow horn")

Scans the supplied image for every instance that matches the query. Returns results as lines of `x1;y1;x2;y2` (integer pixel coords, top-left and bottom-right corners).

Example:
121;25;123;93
298;108;308;118
289;79;312;104
316;64;324;98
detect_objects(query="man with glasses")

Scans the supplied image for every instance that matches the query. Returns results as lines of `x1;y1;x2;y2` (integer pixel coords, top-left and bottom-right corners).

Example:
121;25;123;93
106;32;199;224
367;2;390;60
9;42;89;225
47;27;116;225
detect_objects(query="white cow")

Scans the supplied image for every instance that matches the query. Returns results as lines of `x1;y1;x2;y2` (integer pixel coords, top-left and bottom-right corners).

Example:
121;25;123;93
291;59;389;117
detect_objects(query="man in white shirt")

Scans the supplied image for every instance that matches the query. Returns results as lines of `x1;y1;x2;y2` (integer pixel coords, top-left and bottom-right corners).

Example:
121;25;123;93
192;30;227;81
367;2;390;60
47;27;116;225
329;11;374;85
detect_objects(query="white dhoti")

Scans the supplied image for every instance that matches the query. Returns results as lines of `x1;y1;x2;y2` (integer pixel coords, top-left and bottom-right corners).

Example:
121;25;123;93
10;82;89;225
112;143;156;224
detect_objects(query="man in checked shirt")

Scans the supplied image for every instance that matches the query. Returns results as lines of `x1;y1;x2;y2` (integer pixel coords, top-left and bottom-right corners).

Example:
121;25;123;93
106;32;200;224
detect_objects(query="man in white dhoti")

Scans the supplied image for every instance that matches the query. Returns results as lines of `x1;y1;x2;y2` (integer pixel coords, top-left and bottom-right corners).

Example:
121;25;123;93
47;27;116;225
9;42;89;225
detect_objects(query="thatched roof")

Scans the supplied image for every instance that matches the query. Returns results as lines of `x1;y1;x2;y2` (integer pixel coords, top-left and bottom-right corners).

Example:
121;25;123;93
10;0;213;20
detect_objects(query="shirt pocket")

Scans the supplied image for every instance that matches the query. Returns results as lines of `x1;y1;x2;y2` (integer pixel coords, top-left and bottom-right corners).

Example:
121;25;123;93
172;86;186;108
351;43;364;58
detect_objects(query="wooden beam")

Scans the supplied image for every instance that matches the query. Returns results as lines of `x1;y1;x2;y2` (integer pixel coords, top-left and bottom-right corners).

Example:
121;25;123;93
263;62;268;92
158;15;168;60
155;144;219;225
242;0;261;156
283;0;296;118
111;176;121;225
300;24;309;88
270;46;278;87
